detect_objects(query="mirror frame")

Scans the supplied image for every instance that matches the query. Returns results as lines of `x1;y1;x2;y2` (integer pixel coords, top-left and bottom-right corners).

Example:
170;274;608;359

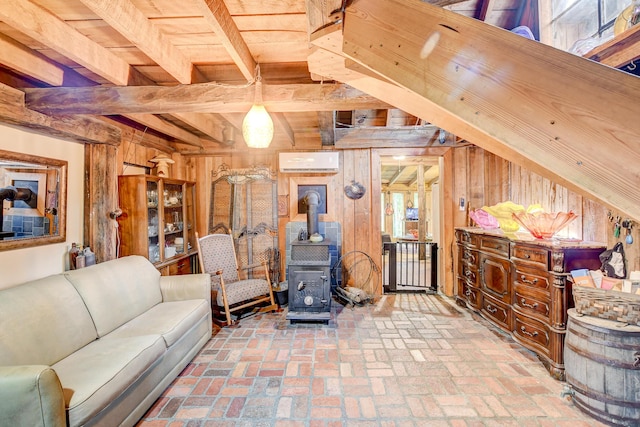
0;149;67;251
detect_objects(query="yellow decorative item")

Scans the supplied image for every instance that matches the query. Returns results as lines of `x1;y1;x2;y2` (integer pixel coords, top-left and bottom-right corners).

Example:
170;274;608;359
614;2;640;36
480;201;526;233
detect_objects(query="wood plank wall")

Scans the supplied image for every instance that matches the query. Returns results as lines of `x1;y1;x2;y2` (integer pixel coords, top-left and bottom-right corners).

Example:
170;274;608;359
452;146;640;274
187;150;383;298
102;141;638;297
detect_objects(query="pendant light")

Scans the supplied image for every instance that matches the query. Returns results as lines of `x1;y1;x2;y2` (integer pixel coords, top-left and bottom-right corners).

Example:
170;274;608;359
242;65;274;148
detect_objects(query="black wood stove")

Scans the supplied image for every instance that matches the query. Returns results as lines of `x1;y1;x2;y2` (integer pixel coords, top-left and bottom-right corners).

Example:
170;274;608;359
286;240;332;323
286;189;333;323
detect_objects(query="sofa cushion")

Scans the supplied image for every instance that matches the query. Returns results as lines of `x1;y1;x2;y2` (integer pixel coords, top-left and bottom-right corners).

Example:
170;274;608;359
106;299;210;348
0;275;97;366
52;334;165;427
64;255;162;337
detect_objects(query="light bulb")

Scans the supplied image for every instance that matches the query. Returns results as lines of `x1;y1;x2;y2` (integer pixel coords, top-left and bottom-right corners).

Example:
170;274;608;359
242;104;274;148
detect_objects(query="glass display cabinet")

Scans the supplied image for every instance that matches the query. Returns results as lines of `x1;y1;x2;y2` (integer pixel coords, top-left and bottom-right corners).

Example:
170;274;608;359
118;175;197;275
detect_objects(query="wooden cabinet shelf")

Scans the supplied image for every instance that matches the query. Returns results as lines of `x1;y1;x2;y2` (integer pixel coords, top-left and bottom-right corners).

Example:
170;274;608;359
117;175;198;275
455;228;605;380
585;24;640;69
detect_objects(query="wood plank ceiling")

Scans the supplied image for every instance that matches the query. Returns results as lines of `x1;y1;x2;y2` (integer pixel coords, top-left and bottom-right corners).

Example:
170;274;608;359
0;0;526;154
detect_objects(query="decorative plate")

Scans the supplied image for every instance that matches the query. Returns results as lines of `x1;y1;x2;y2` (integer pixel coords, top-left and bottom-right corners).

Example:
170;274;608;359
344;181;366;200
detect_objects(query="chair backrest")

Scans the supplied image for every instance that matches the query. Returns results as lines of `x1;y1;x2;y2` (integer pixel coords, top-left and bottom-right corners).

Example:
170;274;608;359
196;233;240;284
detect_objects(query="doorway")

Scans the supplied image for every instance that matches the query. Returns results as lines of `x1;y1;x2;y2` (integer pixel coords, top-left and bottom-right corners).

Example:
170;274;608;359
379;154;441;292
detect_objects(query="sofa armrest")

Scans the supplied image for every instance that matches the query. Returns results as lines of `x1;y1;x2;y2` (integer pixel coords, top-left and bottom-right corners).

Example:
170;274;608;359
160;273;211;305
0;365;66;427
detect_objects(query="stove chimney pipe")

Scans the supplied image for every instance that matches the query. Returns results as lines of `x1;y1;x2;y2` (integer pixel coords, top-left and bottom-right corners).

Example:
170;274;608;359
303;190;321;238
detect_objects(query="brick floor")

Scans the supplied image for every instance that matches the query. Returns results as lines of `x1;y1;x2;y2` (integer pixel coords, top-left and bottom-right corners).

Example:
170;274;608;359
136;294;607;427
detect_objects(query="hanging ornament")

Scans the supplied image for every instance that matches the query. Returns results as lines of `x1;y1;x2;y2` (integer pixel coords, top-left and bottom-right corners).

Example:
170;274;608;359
385;202;394;216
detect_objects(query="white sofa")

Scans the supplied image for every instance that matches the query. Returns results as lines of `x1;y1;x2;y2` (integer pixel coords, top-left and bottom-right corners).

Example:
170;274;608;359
0;255;211;427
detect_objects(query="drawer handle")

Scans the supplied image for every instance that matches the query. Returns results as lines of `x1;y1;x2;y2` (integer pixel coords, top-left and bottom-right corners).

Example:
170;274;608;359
520;326;538;338
524;253;531;259
486;304;497;314
634;352;640;368
520;298;538;310
465;288;472;297
520;275;538;286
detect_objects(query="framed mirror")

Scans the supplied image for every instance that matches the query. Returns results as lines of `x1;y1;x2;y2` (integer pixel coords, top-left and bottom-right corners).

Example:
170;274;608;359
0;149;67;251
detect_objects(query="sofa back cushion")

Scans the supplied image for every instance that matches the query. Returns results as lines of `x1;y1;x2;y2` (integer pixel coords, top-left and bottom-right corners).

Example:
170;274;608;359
64;255;162;337
0;275;98;366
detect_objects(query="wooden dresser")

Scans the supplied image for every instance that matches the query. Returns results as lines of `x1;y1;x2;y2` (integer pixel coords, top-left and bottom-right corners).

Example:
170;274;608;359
456;228;605;380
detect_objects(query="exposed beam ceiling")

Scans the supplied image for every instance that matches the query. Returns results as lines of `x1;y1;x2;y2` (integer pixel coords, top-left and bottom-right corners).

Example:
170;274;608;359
0;0;528;152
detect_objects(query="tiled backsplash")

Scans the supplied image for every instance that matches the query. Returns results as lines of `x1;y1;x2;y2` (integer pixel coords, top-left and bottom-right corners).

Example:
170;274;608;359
2;215;50;238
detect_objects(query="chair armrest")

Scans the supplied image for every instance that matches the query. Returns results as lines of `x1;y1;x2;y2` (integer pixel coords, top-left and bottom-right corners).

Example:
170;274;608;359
160;273;211;305
0;365;66;427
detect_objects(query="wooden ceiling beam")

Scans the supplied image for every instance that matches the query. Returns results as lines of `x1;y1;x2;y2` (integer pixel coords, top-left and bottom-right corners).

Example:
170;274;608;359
172;113;226;145
24;83;391;115
317;111;336;146
0;0;147;86
387;167;406;187
0;34;64;87
340;0;640;219
309;21;626;215
195;0;256;82
77;0;200;84
123;114;204;148
0;83;121;145
335;125;448;148
272;113;296;146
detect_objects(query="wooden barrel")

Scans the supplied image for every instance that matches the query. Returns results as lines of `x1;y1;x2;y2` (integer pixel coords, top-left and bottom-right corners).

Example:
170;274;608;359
565;309;640;426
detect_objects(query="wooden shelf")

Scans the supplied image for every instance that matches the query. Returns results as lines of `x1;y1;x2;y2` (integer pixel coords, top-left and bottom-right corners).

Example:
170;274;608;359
584;24;640;68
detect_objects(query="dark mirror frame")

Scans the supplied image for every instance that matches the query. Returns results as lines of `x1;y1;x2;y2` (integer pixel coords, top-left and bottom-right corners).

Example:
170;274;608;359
0;149;67;251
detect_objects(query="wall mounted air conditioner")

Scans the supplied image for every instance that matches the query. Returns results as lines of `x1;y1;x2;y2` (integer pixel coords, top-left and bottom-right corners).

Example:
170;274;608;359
279;151;340;173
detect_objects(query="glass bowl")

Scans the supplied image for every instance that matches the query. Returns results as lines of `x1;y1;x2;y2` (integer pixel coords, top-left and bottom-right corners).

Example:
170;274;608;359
469;209;499;229
512;211;577;239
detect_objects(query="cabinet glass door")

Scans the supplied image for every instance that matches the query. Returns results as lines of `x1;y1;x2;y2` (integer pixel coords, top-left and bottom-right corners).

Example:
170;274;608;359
184;182;196;256
162;182;183;260
146;180;160;263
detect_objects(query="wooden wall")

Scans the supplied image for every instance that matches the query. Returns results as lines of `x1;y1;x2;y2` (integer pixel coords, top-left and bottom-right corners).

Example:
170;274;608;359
187;149;382;298
100;140;637;298
450;145;640;278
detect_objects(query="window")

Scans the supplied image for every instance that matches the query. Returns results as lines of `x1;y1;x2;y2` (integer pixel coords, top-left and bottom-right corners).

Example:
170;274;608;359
550;0;629;52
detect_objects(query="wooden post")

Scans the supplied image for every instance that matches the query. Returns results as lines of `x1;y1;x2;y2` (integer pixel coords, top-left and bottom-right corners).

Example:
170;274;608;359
85;143;119;263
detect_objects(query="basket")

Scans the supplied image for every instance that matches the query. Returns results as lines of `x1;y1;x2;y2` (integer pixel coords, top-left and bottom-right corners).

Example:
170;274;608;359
573;286;640;325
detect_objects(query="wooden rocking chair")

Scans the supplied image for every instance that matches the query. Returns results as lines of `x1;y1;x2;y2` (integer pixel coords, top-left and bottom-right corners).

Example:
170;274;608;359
196;232;277;326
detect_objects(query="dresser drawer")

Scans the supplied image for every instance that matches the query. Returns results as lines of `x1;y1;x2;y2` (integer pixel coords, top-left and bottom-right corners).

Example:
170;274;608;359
513;313;551;358
459;254;479;286
459;246;478;266
481;294;511;331
511;244;548;269
513;284;551;321
479;236;509;257
458;280;482;310
457;230;479;247
168;257;192;275
513;266;550;291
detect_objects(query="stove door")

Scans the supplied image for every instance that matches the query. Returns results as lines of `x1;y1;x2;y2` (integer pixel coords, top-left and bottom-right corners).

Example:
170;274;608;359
288;267;331;312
